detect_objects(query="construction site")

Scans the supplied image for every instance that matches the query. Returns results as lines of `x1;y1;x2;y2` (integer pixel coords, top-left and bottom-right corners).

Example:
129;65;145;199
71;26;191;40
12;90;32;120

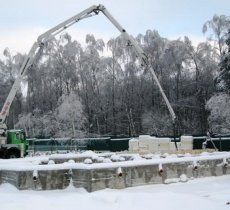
0;3;230;210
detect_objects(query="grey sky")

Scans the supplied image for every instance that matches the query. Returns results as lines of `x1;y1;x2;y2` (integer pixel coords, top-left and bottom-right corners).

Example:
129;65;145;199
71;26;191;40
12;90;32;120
0;0;229;55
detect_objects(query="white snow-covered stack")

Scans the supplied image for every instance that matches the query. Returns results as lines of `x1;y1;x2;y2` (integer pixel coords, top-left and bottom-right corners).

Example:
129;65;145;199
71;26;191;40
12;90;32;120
138;135;151;153
170;142;177;152
180;136;193;150
138;135;158;153
129;138;139;152
148;136;158;153
129;135;176;153
157;138;171;152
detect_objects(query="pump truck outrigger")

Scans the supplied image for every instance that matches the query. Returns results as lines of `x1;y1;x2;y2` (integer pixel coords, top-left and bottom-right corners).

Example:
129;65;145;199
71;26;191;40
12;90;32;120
0;5;176;158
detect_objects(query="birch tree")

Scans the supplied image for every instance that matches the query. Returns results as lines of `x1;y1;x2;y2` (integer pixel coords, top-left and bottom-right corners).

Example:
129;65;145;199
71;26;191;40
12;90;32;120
203;14;230;56
55;92;86;137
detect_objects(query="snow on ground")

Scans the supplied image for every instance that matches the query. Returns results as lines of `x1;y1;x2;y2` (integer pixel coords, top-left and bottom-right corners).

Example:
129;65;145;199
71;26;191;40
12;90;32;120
0;175;230;210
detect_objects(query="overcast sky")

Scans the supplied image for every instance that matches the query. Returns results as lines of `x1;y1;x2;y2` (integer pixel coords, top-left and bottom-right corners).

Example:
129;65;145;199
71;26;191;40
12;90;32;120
0;0;229;56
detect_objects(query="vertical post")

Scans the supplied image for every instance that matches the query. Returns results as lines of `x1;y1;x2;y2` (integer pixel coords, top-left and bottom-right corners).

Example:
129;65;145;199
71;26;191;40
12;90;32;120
20;143;24;158
173;122;178;150
219;136;222;151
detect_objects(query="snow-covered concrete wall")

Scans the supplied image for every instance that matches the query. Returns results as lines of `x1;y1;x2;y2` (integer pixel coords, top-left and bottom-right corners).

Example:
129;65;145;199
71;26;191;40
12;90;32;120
0;152;230;192
0;169;71;190
71;158;230;192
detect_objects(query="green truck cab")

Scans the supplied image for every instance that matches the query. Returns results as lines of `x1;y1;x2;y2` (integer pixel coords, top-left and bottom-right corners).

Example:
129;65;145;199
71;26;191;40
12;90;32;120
0;129;28;158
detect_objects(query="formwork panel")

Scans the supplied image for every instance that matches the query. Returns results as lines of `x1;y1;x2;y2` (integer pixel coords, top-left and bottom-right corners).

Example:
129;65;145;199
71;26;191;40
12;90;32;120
37;170;70;190
72;169;91;192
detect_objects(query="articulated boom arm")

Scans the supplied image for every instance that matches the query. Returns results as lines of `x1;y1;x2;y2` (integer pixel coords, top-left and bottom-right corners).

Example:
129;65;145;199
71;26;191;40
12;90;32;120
0;5;101;126
0;4;176;131
0;42;41;127
100;7;176;123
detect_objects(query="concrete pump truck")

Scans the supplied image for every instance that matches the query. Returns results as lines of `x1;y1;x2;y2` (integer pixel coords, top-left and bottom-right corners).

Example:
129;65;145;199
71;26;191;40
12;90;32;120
0;5;176;158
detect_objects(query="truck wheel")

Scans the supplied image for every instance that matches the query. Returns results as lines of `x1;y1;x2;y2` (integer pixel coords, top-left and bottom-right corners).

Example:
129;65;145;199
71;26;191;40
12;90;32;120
6;149;20;159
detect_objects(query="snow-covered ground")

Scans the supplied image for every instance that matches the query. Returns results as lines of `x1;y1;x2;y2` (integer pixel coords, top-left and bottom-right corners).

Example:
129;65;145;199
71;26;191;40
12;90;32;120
0;175;229;210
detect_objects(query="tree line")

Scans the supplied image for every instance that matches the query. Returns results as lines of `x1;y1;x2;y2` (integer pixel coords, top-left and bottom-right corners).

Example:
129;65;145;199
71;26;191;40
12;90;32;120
0;14;230;138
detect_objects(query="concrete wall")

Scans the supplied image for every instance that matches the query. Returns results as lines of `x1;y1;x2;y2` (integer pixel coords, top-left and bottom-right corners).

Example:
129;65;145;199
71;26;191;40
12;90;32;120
1;169;70;190
71;158;230;192
0;157;229;192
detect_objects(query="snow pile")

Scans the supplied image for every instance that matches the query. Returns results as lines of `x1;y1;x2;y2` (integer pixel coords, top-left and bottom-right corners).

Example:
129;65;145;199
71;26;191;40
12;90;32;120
84;158;93;164
164;174;189;184
180;174;188;182
48;160;55;165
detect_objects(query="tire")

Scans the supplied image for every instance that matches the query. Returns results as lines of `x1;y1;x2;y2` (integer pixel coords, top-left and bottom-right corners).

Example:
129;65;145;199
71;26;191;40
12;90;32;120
6;149;20;159
0;150;4;158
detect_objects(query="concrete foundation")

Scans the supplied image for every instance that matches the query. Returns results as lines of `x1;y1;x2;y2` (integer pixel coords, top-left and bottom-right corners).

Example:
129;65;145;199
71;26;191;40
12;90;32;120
71;158;230;192
0;169;70;190
0;154;230;192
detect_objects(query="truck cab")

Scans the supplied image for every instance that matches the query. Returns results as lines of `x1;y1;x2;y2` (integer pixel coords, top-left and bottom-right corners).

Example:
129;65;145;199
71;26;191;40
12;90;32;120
0;129;28;158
